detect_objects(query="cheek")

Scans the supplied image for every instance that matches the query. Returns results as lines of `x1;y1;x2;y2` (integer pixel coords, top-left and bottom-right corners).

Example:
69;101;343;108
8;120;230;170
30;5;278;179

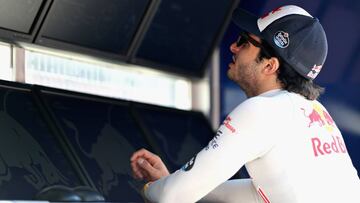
235;55;250;71
240;61;259;78
235;51;255;66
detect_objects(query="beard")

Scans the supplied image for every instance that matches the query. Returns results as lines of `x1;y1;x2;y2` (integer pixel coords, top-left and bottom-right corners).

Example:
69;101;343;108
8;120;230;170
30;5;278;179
227;59;260;97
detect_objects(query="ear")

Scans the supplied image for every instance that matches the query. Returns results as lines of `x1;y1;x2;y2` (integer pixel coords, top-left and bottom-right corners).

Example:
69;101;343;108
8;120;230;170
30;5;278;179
262;57;280;75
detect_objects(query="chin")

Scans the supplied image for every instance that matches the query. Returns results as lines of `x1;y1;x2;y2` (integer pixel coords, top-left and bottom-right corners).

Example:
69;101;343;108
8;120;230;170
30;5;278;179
227;71;234;80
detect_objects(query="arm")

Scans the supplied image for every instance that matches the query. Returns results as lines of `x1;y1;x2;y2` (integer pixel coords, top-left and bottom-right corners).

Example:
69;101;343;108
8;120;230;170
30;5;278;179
198;179;261;203
131;98;277;203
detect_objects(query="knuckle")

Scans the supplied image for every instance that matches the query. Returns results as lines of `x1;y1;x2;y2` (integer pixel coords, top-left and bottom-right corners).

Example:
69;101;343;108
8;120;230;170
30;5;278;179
154;155;161;161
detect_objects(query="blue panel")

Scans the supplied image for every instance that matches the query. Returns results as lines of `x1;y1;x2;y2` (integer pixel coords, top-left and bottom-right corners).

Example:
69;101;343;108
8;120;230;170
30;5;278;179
343;134;360;172
317;2;359;84
0;86;82;199
134;105;214;172
349;56;360;83
41;91;149;202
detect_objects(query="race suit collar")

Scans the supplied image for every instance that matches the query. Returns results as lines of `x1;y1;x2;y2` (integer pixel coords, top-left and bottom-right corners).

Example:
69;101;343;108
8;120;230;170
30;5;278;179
258;88;284;97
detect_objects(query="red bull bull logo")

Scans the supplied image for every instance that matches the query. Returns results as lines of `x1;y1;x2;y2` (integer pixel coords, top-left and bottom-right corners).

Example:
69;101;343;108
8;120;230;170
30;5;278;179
0;111;69;190
301;103;336;132
322;110;335;126
301;108;325;127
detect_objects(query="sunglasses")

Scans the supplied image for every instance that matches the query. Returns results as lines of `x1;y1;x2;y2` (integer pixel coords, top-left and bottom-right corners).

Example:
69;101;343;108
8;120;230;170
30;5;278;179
236;32;272;58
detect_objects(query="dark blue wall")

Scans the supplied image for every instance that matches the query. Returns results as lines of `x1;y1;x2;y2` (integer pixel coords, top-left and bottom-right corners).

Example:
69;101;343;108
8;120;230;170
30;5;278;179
220;0;360;173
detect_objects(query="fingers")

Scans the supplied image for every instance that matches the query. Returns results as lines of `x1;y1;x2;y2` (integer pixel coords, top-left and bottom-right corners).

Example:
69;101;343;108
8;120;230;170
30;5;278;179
132;170;143;180
130;148;151;161
131;162;155;181
131;152;144;180
131;159;146;180
131;160;144;178
137;158;158;175
131;148;160;166
130;149;157;180
130;148;166;182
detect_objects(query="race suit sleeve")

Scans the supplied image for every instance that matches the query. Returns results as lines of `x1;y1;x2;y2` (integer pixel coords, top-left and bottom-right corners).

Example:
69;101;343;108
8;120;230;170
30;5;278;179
144;97;279;203
198;179;262;203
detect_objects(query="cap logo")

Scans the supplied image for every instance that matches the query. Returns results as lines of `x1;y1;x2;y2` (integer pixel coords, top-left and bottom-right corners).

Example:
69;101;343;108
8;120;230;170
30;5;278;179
260;6;282;19
257;5;313;32
274;31;289;48
307;64;323;79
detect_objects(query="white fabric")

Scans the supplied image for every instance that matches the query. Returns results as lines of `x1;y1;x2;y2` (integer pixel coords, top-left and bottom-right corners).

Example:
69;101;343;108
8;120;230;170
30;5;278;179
257;5;312;32
198;179;261;203
145;90;360;203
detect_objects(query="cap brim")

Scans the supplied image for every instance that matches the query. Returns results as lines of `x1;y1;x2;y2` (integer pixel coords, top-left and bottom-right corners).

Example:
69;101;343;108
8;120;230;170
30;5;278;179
232;8;261;36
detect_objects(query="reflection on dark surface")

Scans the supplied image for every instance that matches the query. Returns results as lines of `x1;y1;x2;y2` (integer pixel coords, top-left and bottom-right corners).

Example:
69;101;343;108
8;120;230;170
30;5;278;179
43;92;148;201
134;106;214;172
0;88;81;199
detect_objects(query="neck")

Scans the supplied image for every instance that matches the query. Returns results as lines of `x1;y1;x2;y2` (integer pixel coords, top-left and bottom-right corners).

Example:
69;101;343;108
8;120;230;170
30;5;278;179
246;79;283;98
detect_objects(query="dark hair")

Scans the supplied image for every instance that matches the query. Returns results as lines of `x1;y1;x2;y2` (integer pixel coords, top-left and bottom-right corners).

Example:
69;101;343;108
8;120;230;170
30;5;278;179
257;41;324;100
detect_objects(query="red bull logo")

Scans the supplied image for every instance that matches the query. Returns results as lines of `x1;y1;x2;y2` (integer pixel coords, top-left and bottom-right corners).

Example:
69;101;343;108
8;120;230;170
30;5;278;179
301;103;346;157
0;111;69;190
311;135;347;157
223;116;236;133
322;110;335;126
301;103;336;132
301;108;325;127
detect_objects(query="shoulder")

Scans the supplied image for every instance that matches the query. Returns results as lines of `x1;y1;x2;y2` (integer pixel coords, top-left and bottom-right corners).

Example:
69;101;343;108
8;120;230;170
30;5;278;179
230;90;293;119
220;91;294;142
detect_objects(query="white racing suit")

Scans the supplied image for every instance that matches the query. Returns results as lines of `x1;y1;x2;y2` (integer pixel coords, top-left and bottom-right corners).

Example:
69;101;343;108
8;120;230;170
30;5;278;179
144;89;360;203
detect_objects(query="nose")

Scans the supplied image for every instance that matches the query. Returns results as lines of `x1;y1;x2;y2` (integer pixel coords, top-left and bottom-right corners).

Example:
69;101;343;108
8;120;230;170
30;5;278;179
230;42;240;54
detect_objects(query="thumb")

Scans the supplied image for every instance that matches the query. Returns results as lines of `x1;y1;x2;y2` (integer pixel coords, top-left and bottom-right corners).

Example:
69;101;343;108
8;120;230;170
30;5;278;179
137;158;157;174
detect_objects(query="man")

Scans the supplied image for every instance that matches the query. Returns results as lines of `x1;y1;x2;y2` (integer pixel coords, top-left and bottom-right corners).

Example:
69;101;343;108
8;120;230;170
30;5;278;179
130;5;360;203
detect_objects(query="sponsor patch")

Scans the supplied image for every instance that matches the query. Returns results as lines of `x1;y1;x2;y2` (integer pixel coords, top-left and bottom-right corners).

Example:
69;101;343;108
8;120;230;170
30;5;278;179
307;64;322;79
223;116;236;133
273;31;289;48
205;130;223;151
311;135;347;157
182;155;197;171
301;103;335;132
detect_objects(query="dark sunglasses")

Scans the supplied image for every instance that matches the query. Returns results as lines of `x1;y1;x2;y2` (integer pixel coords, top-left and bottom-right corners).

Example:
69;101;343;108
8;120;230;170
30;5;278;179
236;32;272;58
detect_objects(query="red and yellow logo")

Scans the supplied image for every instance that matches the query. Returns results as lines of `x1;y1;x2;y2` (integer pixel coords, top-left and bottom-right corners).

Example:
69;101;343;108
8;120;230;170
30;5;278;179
301;103;336;133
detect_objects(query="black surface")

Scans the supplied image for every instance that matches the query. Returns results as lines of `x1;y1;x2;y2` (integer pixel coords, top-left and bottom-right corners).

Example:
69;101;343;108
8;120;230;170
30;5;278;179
35;185;82;202
0;0;43;33
39;89;150;202
133;104;214;172
135;0;237;77
0;82;82;199
37;0;150;55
